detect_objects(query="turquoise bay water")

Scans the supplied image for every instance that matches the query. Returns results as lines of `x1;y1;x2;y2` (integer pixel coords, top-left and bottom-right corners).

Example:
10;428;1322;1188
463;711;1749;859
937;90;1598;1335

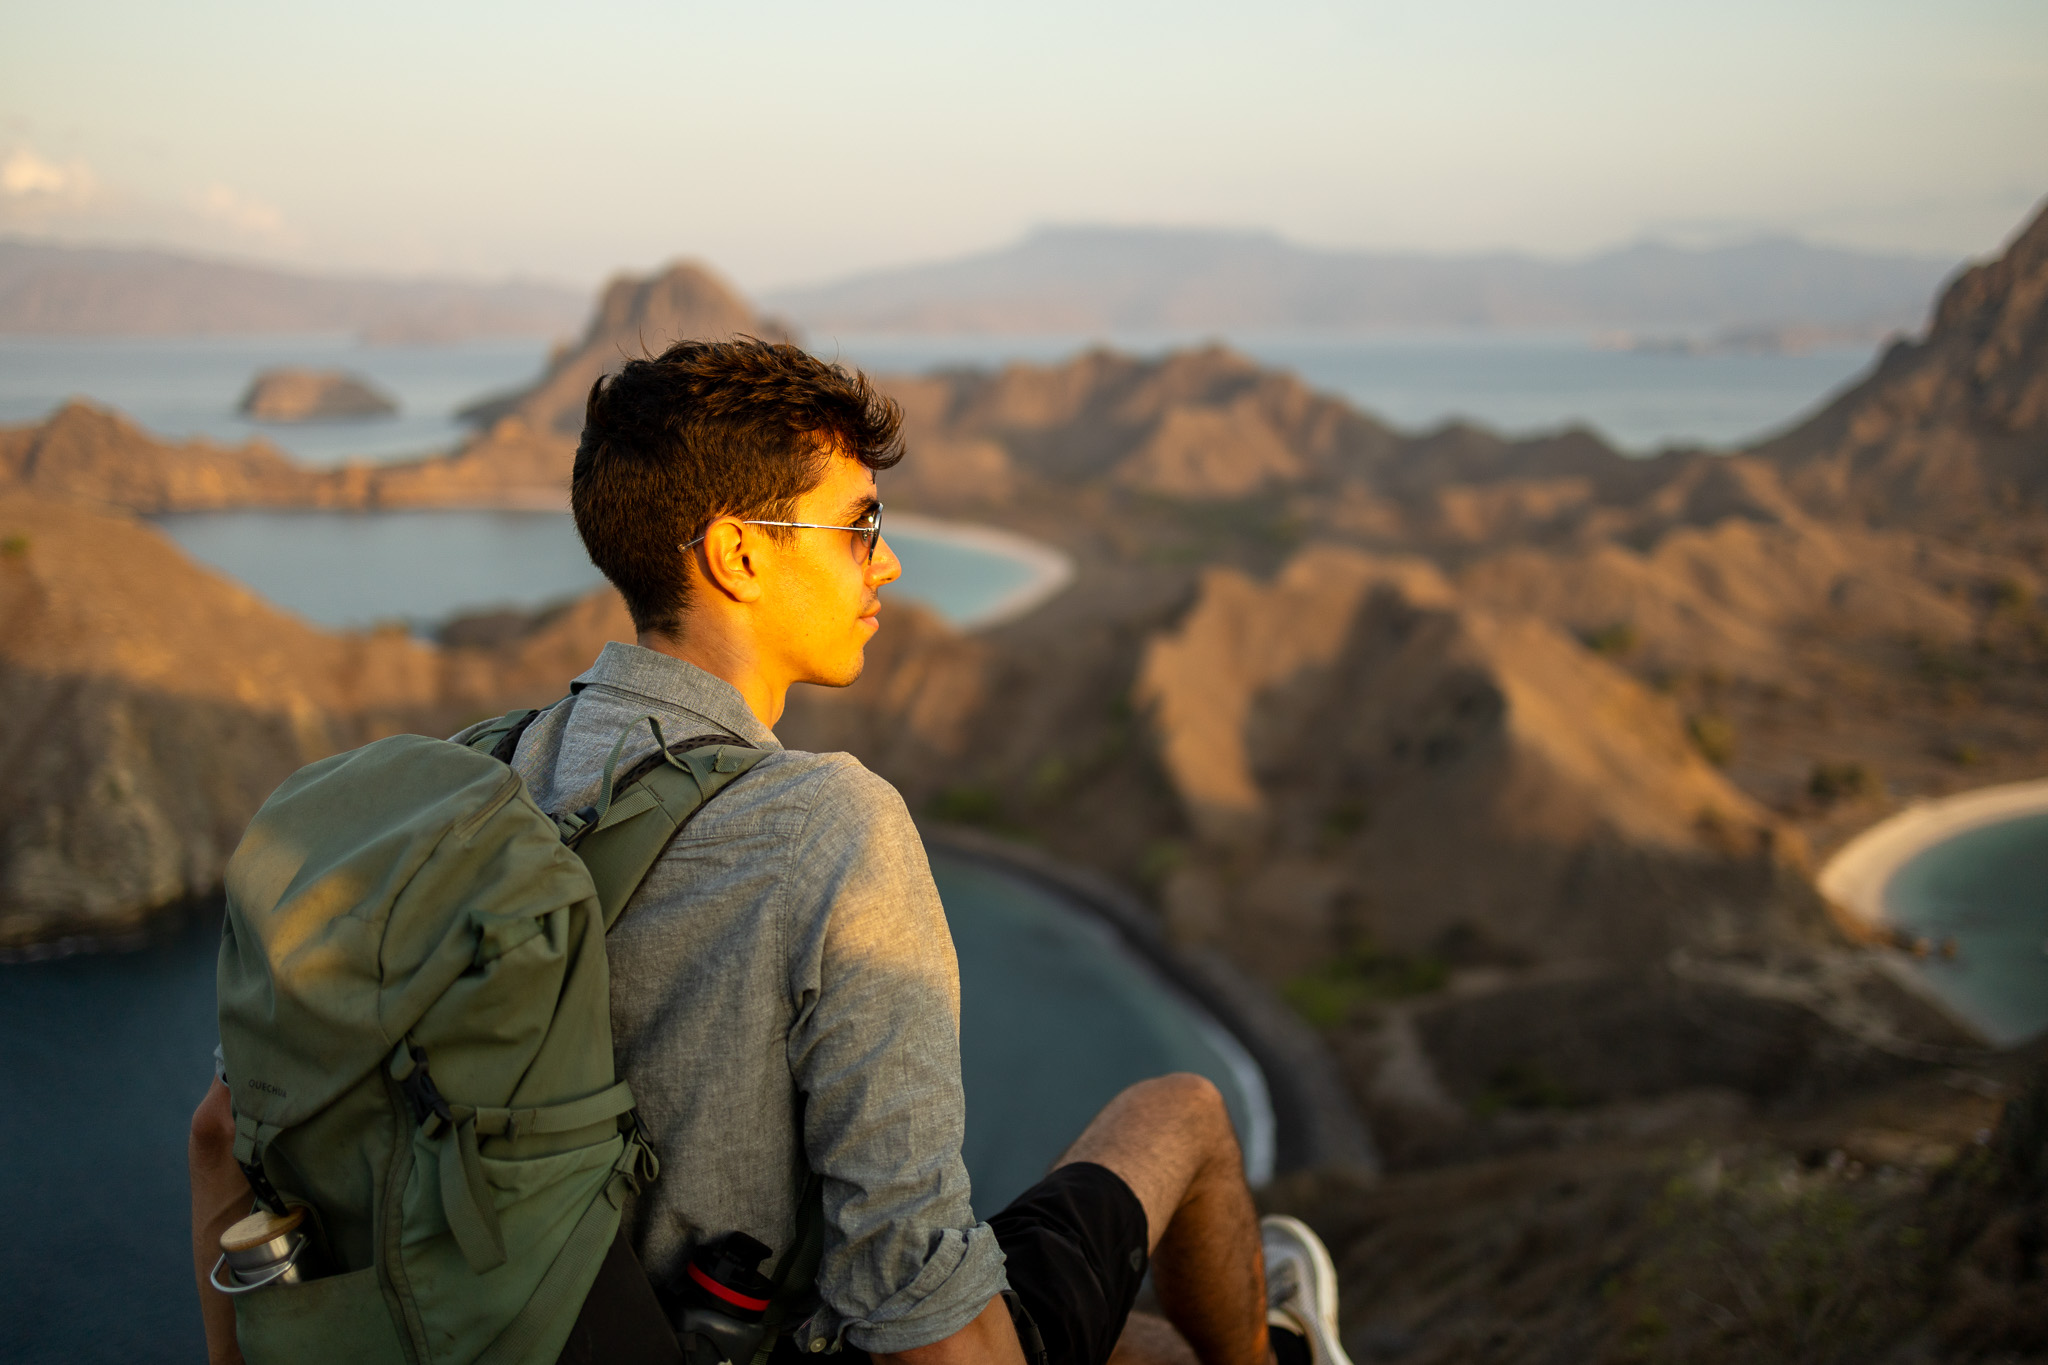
1880;813;2048;1045
153;511;1043;632
0;850;1262;1364
942;849;1266;1207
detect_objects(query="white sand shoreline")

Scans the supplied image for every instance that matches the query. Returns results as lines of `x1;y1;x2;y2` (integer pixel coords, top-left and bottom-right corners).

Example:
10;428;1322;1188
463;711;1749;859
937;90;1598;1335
887;511;1076;630
1818;778;2048;930
1819;780;2048;1048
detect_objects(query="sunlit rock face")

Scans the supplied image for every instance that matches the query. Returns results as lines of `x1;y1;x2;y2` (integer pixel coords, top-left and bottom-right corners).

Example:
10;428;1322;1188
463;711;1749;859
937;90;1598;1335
1131;544;1817;978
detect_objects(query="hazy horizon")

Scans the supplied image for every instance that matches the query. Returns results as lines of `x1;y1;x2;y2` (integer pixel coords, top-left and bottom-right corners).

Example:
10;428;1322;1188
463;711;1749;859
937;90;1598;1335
4;0;2044;294
0;218;1974;296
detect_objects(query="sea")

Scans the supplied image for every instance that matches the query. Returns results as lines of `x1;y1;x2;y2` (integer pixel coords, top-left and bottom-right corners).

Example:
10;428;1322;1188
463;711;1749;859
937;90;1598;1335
0;328;1885;461
1879;812;2048;1046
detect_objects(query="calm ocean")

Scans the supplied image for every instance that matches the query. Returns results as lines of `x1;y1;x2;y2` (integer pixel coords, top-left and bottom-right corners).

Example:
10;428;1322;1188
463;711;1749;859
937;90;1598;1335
1;328;1881;464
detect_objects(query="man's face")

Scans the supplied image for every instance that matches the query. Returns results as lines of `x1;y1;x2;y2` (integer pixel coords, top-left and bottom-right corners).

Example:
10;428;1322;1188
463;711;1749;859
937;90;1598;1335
757;451;902;689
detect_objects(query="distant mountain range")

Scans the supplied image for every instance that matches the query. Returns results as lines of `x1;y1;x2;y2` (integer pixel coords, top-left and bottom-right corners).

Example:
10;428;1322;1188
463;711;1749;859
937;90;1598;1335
765;226;1961;337
0;239;588;341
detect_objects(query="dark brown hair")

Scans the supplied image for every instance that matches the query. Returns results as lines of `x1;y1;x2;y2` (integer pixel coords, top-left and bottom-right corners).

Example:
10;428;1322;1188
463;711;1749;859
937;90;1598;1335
571;338;904;636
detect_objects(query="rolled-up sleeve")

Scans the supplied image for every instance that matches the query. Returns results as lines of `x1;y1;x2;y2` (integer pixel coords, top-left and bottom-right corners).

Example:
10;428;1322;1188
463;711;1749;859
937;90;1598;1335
783;763;1007;1354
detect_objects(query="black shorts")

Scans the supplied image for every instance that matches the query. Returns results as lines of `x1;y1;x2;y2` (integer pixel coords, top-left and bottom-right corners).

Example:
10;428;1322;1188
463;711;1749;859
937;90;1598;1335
565;1162;1149;1365
986;1161;1151;1365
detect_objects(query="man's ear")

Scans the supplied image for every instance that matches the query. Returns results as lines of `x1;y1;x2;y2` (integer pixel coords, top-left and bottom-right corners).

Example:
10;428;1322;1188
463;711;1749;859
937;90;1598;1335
696;519;765;604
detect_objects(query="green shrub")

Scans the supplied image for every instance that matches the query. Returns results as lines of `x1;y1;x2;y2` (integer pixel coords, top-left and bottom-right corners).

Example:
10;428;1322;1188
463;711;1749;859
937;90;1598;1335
1320;797;1370;843
928;786;1003;826
1282;942;1449;1027
1581;621;1638;656
1473;1058;1578;1115
1688;713;1736;766
1808;761;1875;803
1136;840;1186;887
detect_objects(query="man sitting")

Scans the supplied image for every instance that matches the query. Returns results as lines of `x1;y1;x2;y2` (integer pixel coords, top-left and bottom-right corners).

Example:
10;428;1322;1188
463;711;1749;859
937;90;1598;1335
192;338;1351;1365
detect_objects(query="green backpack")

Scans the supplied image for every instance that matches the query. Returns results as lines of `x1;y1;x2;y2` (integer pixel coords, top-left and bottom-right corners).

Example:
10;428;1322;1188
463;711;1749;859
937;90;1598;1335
216;708;766;1365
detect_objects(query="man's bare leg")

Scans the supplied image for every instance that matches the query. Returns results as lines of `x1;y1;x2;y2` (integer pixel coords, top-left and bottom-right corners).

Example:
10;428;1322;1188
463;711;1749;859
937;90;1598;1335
192;1078;250;1364
1054;1074;1268;1365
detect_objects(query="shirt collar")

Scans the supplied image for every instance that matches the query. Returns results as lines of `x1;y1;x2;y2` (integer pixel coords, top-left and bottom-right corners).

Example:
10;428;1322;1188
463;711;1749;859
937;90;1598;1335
569;641;784;751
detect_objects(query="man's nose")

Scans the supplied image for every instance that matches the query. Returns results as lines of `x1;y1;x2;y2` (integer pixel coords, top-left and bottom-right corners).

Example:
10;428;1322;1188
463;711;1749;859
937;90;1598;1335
868;535;904;587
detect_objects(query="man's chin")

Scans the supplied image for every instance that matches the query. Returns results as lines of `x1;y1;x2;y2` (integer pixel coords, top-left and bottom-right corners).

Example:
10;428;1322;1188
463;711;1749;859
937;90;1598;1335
798;651;867;691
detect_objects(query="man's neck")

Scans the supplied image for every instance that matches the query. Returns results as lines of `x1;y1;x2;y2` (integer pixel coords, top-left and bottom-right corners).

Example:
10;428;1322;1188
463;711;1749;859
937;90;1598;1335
637;628;788;730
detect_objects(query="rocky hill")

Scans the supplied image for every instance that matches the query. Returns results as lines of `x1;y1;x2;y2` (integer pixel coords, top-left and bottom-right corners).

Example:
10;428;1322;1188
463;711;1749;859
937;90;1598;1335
458;260;788;436
352;260;790;508
0;401;342;512
1753;203;2048;542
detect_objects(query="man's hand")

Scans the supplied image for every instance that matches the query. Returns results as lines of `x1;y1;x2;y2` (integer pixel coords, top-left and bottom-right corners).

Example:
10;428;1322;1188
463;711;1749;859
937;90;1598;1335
191;1078;247;1365
870;1294;1029;1365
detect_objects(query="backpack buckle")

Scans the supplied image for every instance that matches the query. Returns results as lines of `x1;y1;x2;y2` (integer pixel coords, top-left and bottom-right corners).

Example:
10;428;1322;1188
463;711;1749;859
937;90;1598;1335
400;1045;456;1135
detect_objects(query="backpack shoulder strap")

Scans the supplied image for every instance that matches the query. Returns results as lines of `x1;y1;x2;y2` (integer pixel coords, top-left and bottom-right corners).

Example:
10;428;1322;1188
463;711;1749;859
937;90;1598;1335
572;737;769;930
459;700;564;764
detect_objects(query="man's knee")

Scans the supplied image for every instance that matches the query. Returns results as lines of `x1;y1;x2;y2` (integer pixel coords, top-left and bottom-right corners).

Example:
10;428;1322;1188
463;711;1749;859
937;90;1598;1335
1123;1073;1235;1151
191;1079;234;1161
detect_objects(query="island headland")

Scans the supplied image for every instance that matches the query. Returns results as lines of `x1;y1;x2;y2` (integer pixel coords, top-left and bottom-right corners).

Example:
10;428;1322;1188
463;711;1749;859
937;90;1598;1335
239;369;398;422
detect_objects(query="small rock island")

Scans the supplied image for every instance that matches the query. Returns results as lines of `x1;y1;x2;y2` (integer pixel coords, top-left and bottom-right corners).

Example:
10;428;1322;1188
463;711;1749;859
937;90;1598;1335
239;368;398;422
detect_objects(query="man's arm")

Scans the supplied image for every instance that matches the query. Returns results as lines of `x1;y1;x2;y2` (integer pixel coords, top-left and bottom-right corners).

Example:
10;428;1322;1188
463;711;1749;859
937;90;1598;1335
783;765;1011;1354
190;1078;247;1365
871;1295;1028;1365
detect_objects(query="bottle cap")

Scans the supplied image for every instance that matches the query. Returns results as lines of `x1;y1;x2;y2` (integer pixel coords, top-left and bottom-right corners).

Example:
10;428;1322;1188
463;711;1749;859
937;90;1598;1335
222;1206;305;1254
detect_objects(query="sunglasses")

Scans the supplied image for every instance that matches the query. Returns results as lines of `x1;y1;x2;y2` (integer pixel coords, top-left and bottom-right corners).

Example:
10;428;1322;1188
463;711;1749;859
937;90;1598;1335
680;503;884;563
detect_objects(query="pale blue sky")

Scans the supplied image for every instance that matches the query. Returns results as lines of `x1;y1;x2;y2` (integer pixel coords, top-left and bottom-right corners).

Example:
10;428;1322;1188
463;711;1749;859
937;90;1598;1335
2;0;2042;290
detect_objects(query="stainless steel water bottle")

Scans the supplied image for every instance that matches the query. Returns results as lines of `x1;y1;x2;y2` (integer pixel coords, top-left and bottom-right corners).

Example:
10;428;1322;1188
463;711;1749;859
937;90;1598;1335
209;1206;312;1294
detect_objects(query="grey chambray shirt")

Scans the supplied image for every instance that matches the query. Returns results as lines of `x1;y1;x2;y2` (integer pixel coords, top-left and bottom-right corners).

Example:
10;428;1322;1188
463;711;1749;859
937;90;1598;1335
501;642;1005;1353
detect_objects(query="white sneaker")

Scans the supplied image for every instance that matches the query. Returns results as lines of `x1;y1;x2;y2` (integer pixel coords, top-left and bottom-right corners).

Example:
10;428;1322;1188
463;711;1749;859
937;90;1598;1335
1261;1214;1353;1365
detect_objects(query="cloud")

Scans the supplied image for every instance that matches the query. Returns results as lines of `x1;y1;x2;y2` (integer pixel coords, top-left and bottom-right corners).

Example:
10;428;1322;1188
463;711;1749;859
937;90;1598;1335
192;182;291;240
1;148;98;204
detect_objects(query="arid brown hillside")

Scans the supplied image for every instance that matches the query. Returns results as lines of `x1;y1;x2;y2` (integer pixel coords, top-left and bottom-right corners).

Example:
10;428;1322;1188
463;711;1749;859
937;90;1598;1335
0;401;341;513
1754;201;2048;541
0;491;644;946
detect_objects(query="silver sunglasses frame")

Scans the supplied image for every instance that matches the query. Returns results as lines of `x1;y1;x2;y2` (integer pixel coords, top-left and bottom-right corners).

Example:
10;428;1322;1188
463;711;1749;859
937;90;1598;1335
679;503;884;560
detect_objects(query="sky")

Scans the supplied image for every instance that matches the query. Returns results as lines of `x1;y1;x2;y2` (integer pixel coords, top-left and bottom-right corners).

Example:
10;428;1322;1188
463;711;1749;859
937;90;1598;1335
2;0;2043;293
